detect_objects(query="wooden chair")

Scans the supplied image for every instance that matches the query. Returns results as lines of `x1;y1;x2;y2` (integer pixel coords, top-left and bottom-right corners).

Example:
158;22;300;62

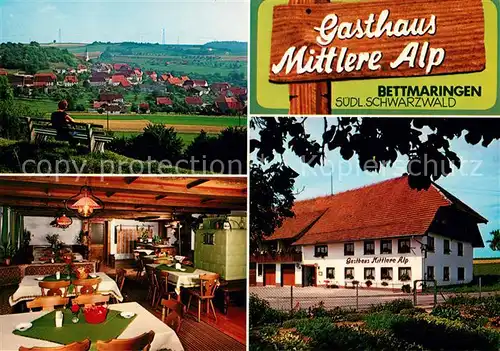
19;339;91;351
145;265;159;307
134;252;145;281
72;293;110;307
161;298;184;334
116;268;126;292
155;270;177;308
26;296;69;311
72;278;101;295
95;330;155;351
186;273;219;322
39;281;71;297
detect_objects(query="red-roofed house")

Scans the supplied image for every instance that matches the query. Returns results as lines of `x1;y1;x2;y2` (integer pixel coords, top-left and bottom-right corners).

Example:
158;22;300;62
113;63;130;71
215;96;244;113
111;74;131;88
156;97;173;106
211;82;231;94
33;73;57;88
251;176;486;289
185;96;203;106
148;72;158;82
77;64;88;74
99;93;123;103
167;77;183;86
183;79;208;89
63;75;78;87
181;76;190;82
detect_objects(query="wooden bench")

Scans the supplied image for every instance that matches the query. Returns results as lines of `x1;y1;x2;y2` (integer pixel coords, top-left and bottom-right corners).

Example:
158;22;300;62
25;117;113;153
217;279;246;314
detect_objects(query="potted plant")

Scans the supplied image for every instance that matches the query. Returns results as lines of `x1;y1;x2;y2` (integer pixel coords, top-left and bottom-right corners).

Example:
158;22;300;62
0;242;17;266
153;235;161;244
401;284;411;293
352;280;359;288
365;280;373;287
400;273;411;282
381;281;389;287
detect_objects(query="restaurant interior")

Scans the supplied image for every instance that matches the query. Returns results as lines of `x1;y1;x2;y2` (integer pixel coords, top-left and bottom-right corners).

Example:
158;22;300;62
0;176;247;351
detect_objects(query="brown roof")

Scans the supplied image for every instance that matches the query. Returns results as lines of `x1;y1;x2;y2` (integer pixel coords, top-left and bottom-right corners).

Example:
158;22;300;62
156;97;173;105
266;210;327;241
185;96;203;105
99;93;123;102
268;176;485;246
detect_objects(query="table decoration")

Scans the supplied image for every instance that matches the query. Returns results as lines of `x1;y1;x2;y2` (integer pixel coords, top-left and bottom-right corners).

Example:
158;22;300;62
83;306;108;324
70;304;80;323
155;264;196;273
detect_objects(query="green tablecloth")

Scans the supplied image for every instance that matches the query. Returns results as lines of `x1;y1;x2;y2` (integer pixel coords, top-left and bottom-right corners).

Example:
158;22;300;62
13;309;136;348
156;264;196;274
43;273;77;281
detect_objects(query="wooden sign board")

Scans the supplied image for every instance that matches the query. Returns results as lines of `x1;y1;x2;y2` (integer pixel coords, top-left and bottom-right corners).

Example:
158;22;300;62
269;0;485;83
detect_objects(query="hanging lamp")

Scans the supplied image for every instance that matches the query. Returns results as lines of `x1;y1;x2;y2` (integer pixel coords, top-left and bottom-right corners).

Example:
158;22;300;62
65;186;104;218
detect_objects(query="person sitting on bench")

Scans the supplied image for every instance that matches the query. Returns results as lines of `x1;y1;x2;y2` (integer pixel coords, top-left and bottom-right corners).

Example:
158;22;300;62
51;100;78;144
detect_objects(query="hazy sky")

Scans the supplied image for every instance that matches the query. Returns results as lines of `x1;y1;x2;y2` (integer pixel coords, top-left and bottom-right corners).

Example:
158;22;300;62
0;0;249;44
251;118;500;258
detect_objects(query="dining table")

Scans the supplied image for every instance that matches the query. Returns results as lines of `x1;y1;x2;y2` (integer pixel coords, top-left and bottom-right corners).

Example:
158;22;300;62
9;272;124;306
147;263;217;296
0;302;184;351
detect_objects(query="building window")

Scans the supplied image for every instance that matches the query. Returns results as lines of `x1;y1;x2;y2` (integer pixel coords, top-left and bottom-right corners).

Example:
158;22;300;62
443;266;450;281
381;267;393;280
203;233;215;245
427;266;435;280
258;264;263;276
364;267;375;280
314;245;328;258
444;239;451;255
345;267;354;280
364;241;375;255
457;267;465;281
326;267;335;279
344;243;354;256
380;239;392;254
427;236;435;252
398;239;411;254
457;242;464;256
398;267;411;281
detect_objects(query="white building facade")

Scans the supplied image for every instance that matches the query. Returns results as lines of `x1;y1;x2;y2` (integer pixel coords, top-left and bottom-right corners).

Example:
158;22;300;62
251;176;485;290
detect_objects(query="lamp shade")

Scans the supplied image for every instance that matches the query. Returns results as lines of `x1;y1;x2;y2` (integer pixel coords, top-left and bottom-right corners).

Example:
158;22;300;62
55;214;73;229
66;186;104;219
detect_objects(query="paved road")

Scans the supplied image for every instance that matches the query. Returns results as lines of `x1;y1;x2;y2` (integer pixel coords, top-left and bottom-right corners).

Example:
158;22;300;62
250;286;499;310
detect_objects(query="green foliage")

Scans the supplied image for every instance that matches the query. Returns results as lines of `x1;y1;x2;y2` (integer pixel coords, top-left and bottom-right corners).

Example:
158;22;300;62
128;123;184;162
0;76;13;101
364;312;410;330
391;314;500;351
0;241;17;259
488;229;500;251
0;100;43;140
249;294;289;328
0;42;77;74
368;299;414;314
401;284;412;293
430;305;461;320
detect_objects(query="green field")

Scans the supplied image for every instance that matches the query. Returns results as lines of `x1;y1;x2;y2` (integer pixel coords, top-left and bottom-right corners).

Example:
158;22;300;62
474;262;500;276
112;131;202;146
71;113;246;127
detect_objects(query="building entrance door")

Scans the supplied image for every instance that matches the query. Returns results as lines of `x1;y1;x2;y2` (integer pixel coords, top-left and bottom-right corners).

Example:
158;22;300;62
302;265;316;287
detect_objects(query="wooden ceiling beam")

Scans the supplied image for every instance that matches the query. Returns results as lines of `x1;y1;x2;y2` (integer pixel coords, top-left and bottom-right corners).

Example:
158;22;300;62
186;179;210;189
0;178;246;199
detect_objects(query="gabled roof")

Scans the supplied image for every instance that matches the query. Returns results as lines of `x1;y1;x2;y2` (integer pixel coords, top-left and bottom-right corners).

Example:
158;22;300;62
111;74;131;87
272;176;486;247
64;75;78;83
156;97;173;105
99;93;123;101
167;77;183;85
266;209;327;241
185;96;203;105
34;73;57;81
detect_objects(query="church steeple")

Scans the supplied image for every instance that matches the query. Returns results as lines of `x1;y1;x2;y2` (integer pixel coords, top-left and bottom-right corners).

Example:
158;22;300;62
85;47;89;62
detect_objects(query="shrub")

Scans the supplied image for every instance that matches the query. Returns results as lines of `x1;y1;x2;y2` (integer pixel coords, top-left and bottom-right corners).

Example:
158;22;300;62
401;284;411;293
128;123;184;162
399;307;426;317
431;305;462;321
391;314;500;351
368;299;414;314
249;293;289;328
364;312;410;330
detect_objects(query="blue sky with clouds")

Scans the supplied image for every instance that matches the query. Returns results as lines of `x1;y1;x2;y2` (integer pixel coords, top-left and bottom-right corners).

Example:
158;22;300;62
251;118;500;258
0;0;248;44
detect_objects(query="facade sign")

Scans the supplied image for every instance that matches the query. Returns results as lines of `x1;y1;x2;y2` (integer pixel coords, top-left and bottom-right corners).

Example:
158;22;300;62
251;0;500;115
346;256;410;265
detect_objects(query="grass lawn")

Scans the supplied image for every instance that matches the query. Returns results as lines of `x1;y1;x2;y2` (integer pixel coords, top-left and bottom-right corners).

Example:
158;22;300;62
71;113;246;127
15;98;56;115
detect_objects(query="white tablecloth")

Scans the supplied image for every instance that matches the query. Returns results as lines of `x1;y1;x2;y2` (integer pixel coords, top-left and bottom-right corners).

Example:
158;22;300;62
9;272;124;306
147;264;216;295
0;302;184;351
134;249;155;255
